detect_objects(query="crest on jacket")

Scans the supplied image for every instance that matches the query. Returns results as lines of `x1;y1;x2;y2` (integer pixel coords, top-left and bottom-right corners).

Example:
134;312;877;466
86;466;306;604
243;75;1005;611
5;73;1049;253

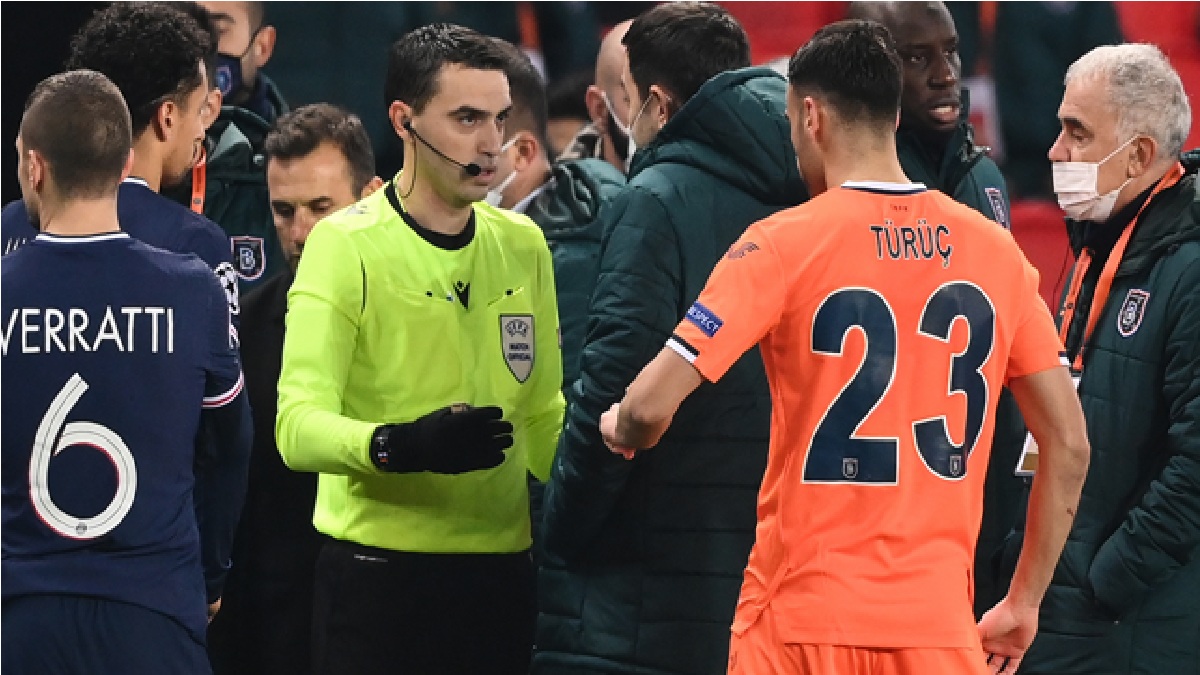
231;236;266;281
1117;289;1150;337
500;314;534;382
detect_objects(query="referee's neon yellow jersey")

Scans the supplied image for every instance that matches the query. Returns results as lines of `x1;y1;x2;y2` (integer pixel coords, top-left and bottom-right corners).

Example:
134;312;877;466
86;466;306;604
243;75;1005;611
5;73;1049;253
277;178;565;554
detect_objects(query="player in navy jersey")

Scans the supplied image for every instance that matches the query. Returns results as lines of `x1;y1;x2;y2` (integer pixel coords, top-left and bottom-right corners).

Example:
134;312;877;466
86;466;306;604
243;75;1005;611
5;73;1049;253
1;70;253;674
0;3;239;327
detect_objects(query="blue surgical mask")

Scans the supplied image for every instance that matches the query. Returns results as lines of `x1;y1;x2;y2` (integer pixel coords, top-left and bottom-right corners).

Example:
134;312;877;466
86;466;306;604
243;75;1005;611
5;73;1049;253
214;27;261;98
215;53;244;98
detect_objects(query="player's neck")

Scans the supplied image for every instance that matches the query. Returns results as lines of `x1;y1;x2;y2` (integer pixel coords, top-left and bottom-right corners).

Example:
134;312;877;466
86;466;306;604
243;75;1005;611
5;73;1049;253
38;196;122;237
128;135;165;193
824;142;911;189
399;173;473;237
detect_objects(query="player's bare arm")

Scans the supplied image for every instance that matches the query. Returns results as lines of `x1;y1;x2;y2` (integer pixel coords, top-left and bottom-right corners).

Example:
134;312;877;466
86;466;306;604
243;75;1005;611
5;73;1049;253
978;365;1090;674
601;348;703;456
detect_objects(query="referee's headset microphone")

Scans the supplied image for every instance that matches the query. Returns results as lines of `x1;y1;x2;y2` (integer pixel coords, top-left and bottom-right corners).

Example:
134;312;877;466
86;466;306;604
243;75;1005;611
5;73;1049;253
404;120;483;177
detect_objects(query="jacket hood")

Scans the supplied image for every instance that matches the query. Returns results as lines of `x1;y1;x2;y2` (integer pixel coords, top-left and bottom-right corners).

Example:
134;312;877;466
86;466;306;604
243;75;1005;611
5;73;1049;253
628;67;805;206
528;158;626;240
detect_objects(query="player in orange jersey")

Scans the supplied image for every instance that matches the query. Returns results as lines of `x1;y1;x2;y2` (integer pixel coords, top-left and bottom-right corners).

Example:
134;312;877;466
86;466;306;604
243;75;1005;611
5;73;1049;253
598;20;1090;675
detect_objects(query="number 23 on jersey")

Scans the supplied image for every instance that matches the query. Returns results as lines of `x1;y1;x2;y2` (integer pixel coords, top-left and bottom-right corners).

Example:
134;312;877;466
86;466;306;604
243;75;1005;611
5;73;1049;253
804;281;995;485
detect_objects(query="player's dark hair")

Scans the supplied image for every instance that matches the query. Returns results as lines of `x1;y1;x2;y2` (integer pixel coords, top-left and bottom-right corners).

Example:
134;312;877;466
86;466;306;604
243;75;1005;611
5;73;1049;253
385;23;508;114
66;2;210;137
787;19;903;127
493;38;550;159
168;2;221;89
265;103;377;192
622;2;750;108
21;70;132;199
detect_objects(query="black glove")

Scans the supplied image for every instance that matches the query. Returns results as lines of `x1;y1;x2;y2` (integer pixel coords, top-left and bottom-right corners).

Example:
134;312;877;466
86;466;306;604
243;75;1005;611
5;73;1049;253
370;405;513;474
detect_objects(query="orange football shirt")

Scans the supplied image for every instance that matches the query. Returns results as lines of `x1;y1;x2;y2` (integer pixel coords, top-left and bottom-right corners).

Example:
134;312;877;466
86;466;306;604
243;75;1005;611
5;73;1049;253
669;182;1062;649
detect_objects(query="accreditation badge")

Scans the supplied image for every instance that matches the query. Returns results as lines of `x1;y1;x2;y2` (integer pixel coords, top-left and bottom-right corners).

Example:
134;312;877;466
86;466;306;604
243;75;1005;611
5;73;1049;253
500;314;534;383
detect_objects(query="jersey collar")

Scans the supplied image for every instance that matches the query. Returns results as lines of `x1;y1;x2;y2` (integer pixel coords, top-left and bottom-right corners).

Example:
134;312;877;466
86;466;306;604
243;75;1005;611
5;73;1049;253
841;180;927;194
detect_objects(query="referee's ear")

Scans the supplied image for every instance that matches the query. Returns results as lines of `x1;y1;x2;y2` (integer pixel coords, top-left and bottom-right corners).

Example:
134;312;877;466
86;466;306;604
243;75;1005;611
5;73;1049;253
389;100;413;140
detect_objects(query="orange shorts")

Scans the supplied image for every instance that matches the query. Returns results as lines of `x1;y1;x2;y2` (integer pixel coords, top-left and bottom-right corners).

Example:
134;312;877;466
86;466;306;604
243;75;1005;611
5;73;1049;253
727;604;990;675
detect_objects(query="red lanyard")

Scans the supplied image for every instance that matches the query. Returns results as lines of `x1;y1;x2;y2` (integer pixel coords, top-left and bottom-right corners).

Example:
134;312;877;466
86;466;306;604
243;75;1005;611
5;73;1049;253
1058;161;1184;372
190;146;208;215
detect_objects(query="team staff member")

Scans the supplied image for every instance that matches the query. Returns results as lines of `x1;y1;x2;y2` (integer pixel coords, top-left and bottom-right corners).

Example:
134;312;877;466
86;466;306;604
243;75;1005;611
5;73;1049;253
601;21;1090;675
2;70;251;675
1014;43;1200;675
275;24;564;675
207;103;382;675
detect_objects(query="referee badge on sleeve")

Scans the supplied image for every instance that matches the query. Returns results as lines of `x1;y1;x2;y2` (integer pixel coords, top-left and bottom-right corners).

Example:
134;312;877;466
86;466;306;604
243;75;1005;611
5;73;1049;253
500;314;534;382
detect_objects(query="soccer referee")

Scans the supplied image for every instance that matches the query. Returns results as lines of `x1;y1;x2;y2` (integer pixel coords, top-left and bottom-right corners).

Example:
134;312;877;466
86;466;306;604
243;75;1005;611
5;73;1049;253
275;24;565;675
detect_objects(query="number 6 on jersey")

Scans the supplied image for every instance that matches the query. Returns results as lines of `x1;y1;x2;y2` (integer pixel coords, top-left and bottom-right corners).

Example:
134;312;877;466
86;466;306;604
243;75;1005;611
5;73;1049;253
30;373;138;539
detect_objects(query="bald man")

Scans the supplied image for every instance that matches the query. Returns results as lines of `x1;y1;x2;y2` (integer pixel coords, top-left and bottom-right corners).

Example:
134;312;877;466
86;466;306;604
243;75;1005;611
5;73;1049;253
848;1;1023;621
560;20;633;172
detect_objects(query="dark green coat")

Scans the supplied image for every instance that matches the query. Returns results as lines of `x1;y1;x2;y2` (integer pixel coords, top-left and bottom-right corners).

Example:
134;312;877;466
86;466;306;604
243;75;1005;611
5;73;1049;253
897;97;1028;618
535;67;804;675
202;75;288;295
526;158;627;396
1018;154;1200;674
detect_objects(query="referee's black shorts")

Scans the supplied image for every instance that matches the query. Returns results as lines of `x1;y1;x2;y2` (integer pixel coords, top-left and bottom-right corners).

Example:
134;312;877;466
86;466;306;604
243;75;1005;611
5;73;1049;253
312;536;536;675
2;594;210;675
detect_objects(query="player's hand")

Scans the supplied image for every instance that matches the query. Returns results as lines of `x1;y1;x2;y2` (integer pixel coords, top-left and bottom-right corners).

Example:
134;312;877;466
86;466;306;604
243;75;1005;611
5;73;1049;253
208;597;222;623
600;403;636;460
977;597;1038;674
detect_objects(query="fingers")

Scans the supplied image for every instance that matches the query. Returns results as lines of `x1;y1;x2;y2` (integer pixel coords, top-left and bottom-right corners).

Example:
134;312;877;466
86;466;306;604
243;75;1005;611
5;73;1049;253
485;418;515;436
985;653;1019;675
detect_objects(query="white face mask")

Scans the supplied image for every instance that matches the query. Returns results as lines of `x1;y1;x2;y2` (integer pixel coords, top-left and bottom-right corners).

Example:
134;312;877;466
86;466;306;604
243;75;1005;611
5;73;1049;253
1052;135;1137;221
623;94;655;173
484;136;519;207
600;90;636;173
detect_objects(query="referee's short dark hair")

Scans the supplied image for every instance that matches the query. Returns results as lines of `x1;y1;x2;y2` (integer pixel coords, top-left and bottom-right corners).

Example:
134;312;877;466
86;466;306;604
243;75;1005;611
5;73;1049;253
265;103;377;193
787;19;903;128
21;70;132;199
384;23;508;114
66;2;210;138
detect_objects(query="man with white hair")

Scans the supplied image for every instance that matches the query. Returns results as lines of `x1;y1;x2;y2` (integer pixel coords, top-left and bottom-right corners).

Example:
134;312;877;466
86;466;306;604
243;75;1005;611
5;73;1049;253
1011;43;1200;674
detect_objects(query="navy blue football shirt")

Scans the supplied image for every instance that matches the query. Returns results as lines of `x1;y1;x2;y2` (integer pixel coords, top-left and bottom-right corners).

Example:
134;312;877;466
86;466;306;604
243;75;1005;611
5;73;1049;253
1;232;247;641
2;178;240;331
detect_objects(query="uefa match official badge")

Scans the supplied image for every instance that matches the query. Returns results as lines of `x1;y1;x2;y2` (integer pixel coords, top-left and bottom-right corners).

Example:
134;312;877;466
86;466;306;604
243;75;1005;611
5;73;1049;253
1117;289;1150;338
500;314;534;382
